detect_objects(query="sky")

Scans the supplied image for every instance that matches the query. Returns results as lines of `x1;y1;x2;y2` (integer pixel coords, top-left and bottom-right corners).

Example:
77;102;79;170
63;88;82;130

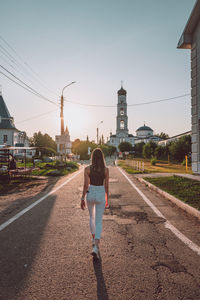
0;0;197;142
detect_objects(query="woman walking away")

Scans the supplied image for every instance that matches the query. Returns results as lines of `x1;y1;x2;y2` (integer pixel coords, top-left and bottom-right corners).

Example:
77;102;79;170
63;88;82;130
81;148;109;260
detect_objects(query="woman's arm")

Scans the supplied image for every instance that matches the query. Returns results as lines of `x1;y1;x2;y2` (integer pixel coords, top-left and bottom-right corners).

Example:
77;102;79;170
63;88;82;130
81;167;90;210
104;167;109;207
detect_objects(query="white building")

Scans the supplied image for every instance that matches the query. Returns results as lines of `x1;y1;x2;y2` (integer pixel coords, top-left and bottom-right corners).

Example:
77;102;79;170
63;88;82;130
55;126;71;155
158;131;191;146
0;92;19;146
177;0;200;174
134;124;161;144
108;86;160;150
0;92;35;157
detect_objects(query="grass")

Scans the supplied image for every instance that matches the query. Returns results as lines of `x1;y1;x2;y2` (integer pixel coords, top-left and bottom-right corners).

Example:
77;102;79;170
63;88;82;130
16;160;79;176
0;161;79;193
119;158;192;174
117;160;146;174
144;176;200;211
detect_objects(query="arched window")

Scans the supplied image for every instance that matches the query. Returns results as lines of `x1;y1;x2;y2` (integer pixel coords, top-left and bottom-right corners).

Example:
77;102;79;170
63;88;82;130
120;120;124;129
120;108;124;115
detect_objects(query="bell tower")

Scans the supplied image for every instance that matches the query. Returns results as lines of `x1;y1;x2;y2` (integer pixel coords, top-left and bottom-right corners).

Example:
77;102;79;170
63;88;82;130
116;85;128;136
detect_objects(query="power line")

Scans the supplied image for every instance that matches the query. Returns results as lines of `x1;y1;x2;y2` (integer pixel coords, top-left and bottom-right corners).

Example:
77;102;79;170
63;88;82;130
65;93;190;107
0;35;60;97
0;65;58;106
15;108;59;124
0;70;44;98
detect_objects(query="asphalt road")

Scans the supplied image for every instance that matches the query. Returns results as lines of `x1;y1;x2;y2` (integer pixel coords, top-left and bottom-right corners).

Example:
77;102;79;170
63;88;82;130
0;164;200;300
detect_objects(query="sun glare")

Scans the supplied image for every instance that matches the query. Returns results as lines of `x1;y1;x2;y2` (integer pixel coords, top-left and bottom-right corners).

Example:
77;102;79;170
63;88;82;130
64;104;91;137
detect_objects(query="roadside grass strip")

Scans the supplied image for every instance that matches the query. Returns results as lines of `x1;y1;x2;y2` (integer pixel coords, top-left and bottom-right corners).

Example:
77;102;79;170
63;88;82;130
118;159;192;174
144;176;200;211
0;168;83;232
118;167;200;256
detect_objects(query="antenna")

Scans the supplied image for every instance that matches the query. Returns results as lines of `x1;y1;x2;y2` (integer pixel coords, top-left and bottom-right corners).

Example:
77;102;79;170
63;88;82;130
121;80;123;88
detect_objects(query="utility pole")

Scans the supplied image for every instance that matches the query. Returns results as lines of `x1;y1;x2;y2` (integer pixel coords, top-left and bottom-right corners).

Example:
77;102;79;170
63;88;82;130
60;94;64;135
96;121;103;144
97;127;99;145
59;81;75;159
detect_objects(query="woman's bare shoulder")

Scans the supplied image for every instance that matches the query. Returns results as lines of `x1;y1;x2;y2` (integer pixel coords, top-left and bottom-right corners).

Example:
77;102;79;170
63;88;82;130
105;167;109;174
85;165;90;173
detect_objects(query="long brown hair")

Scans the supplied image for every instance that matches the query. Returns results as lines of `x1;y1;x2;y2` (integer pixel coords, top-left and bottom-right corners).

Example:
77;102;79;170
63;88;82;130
91;148;105;173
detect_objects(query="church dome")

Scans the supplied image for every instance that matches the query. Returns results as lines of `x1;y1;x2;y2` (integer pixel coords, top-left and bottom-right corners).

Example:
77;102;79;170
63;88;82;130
117;87;127;95
136;125;153;132
136;124;153;137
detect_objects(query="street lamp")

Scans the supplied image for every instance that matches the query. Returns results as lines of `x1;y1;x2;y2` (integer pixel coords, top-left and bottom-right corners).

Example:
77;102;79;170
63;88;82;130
60;81;76;135
97;121;103;144
59;81;75;160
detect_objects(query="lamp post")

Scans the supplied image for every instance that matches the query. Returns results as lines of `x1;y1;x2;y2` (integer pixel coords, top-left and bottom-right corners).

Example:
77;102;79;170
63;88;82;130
60;81;75;159
60;81;76;135
97;121;103;144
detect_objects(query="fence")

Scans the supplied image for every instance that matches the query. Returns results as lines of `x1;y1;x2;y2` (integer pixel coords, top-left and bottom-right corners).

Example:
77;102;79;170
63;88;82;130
125;159;145;172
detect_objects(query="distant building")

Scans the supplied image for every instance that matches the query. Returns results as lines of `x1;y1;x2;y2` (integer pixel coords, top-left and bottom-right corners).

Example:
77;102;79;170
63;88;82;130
0;91;19;146
108;86;160;150
0;91;36;157
177;0;200;174
55;126;71;155
158;131;192;146
108;86;135;150
134;124;161;144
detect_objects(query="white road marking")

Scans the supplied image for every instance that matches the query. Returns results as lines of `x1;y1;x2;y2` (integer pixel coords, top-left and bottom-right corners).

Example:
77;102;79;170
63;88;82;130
118;167;200;256
0;168;83;232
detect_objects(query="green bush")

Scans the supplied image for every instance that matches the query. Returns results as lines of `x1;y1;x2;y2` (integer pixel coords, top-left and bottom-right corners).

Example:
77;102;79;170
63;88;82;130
151;158;157;165
182;159;186;166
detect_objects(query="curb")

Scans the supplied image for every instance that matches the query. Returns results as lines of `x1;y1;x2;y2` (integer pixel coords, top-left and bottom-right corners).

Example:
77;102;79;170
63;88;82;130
136;176;200;221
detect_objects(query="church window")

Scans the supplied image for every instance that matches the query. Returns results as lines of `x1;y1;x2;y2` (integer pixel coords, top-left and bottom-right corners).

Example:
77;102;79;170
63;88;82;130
120;108;124;115
112;139;114;143
123;138;125;142
3;135;8;143
120;120;124;129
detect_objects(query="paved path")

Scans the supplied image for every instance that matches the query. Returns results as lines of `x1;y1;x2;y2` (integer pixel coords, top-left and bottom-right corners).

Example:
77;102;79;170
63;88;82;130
0;166;200;299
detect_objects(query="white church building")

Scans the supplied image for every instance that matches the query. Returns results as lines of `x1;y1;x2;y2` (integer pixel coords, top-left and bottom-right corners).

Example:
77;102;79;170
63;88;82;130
0;92;30;148
108;86;160;150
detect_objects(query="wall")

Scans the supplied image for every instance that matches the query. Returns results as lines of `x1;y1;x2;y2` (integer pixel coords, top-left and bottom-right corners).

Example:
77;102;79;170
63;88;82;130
191;20;200;173
0;129;14;146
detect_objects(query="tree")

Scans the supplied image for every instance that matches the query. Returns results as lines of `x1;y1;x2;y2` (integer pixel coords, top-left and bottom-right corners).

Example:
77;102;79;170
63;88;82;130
155;145;169;160
133;142;145;157
156;132;169;140
101;144;116;157
30;131;57;156
142;141;157;158
169;135;191;162
118;142;133;152
72;140;97;160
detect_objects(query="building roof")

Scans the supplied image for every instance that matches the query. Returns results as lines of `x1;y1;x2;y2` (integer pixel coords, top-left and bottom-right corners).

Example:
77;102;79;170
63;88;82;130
0;94;11;118
117;87;127;95
0;94;19;130
0;119;19;130
136;125;153;132
177;0;200;49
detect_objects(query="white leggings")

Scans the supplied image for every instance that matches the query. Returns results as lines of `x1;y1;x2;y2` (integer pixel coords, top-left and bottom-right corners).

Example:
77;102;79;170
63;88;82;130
86;185;105;240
